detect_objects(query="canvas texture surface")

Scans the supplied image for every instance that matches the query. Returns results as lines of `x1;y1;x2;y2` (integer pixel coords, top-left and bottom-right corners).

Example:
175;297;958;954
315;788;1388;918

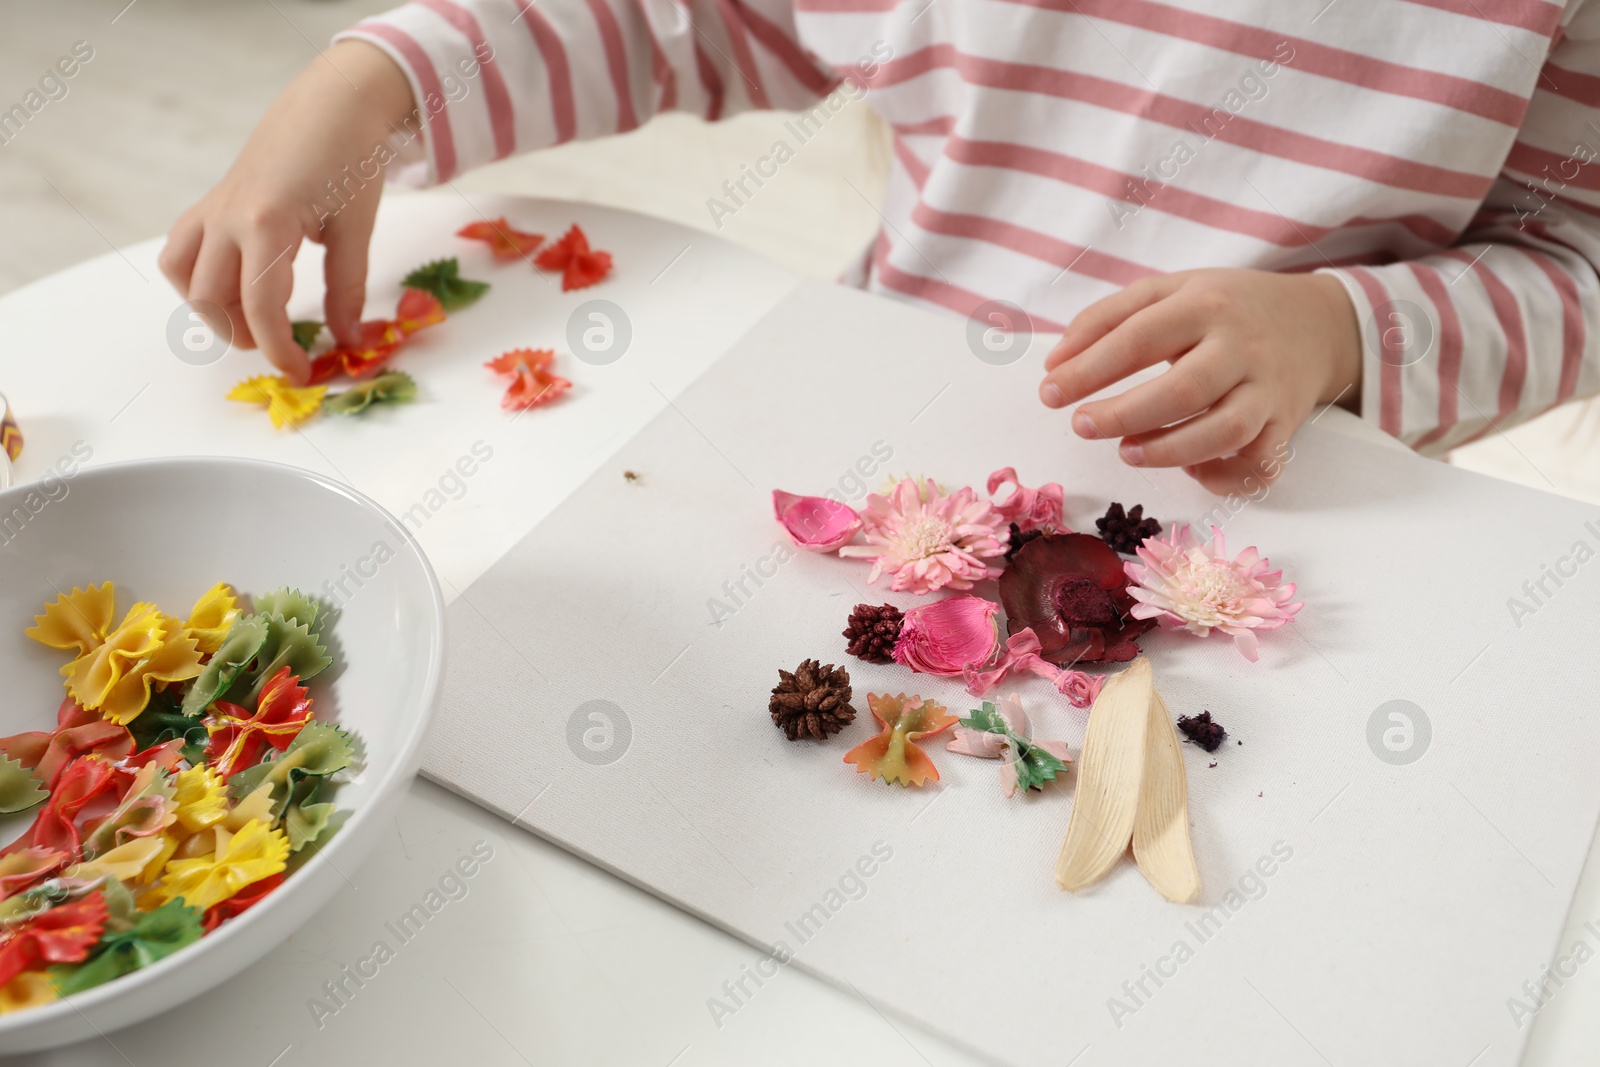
423;281;1600;1066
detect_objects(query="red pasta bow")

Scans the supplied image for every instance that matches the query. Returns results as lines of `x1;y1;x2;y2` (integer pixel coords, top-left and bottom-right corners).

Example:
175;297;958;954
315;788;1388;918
204;667;313;779
535;225;613;291
458;217;545;260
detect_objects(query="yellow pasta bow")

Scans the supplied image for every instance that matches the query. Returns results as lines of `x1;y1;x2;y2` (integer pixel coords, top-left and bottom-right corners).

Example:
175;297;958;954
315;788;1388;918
65;836;170;886
227;376;326;429
223;780;276;832
183;583;239;657
25;583;116;656
60;607;203;725
155;819;289;912
0;974;58;1014
172;766;230;835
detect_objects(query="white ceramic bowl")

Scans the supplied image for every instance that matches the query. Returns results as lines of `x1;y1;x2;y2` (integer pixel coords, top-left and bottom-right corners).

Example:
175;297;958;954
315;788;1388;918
0;457;444;1052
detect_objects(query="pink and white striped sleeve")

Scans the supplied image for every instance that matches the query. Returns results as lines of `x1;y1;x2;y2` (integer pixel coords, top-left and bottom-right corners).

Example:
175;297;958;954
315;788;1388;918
1323;9;1600;455
335;0;839;184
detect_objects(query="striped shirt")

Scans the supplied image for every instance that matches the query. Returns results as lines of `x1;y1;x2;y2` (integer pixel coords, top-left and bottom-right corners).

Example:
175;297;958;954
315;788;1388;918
340;0;1600;452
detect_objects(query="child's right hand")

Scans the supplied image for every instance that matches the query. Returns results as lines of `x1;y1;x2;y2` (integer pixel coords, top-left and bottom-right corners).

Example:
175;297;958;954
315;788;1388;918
159;41;415;384
1038;269;1361;495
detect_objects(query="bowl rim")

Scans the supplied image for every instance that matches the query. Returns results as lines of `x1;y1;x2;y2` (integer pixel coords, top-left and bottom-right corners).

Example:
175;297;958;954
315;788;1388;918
0;455;447;1033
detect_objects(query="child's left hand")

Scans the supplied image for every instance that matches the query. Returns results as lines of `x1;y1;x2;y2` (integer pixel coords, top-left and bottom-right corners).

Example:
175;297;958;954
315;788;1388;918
1038;269;1362;495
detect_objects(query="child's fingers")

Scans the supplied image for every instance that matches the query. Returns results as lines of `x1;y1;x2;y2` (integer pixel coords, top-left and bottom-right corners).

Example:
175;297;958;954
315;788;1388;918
1182;422;1290;495
240;234;310;384
1044;274;1185;372
1072;341;1241;439
223;299;255;352
1039;297;1204;411
322;224;372;348
187;237;247;348
157;210;204;297
1119;387;1267;469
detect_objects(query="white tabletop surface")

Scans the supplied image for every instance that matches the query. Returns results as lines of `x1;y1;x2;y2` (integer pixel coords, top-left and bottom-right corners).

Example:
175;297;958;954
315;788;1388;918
3;190;1599;1066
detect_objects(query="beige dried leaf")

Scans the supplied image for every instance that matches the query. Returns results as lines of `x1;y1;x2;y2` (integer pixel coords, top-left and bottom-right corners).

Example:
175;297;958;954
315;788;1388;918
1133;690;1202;903
1055;657;1153;891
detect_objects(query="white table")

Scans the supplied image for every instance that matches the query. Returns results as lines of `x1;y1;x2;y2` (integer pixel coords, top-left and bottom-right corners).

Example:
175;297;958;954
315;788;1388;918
4;190;1598;1066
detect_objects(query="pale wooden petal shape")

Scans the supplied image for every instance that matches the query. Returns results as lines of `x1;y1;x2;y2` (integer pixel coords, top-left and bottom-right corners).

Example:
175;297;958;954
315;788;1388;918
1133;690;1202;903
1055;657;1152;891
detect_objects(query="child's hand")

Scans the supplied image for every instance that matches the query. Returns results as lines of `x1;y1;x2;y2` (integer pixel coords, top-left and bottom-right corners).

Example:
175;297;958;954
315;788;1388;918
1039;269;1361;494
158;41;415;384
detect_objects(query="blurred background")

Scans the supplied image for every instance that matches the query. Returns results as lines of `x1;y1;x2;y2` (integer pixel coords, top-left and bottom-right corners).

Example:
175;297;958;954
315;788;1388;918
3;0;1596;503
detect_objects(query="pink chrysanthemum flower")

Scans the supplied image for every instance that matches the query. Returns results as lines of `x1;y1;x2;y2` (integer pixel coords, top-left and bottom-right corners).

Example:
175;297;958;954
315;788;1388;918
1123;524;1302;662
840;478;1008;595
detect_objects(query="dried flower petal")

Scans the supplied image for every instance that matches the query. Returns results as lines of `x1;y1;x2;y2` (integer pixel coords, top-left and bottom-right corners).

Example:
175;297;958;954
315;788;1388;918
1096;502;1161;554
986;468;1065;534
999;534;1154;665
961;628;1106;708
1176;710;1228;752
891;595;1001;677
839;478;1008;595
1124;525;1302;661
842;603;903;663
772;491;861;552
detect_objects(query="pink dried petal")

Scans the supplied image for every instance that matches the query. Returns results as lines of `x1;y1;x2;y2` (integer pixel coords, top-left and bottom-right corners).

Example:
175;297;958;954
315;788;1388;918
962;628;1104;708
840;478;1008;595
1124;524;1302;662
771;490;862;552
892;595;1002;677
986;467;1066;534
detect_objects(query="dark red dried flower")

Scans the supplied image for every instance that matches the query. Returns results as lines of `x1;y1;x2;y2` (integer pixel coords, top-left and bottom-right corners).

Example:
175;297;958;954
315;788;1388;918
1095;502;1162;554
997;533;1155;665
1177;711;1227;752
1004;522;1044;562
842;603;904;663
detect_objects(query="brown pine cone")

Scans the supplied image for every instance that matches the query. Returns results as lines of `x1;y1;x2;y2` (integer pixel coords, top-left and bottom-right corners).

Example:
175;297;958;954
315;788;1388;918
1095;502;1162;554
770;659;856;741
842;603;903;663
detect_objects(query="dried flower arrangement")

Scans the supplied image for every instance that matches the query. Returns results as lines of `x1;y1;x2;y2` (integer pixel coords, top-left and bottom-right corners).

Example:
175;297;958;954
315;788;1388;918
760;463;1300;903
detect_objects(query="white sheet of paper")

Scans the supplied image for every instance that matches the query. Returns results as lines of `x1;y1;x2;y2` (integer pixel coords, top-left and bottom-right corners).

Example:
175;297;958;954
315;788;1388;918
424;280;1600;1065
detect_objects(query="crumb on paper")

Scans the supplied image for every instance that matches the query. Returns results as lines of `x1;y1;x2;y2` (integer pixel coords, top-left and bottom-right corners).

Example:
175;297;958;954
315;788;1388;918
624;470;641;483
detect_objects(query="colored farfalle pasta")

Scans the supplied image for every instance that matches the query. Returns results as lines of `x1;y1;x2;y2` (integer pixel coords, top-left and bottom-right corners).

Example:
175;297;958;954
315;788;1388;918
0;581;359;1012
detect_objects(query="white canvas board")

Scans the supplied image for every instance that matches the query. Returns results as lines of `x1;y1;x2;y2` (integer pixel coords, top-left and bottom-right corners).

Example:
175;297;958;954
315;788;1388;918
424;280;1600;1066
